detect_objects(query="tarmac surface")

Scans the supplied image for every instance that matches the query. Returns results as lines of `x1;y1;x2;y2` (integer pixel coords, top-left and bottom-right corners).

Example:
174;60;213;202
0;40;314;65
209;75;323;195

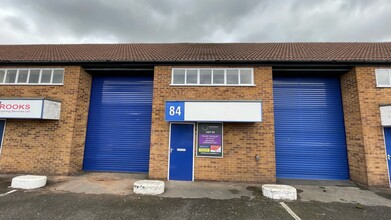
1;173;391;219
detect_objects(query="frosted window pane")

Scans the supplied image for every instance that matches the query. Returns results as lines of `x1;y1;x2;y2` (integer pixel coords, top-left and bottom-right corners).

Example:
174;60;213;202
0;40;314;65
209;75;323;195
173;69;185;84
227;70;239;84
200;70;212;84
17;70;28;83
213;70;224;84
186;70;198;84
377;70;390;86
240;69;252;84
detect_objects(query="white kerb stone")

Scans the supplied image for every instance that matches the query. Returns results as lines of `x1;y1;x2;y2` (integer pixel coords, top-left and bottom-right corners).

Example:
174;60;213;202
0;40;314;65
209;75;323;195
133;180;165;195
11;175;47;189
262;184;297;200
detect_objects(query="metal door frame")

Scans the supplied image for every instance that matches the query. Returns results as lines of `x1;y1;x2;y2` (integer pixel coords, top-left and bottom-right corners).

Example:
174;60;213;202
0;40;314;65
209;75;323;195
167;122;195;181
382;127;391;188
0;120;5;156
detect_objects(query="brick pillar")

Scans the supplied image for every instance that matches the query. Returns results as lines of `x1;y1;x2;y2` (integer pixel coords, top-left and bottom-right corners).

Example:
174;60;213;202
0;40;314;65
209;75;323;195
68;68;92;174
341;67;391;187
340;68;369;186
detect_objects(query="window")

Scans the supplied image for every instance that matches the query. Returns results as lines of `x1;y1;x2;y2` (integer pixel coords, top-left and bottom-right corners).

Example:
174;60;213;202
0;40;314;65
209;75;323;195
213;70;225;84
0;70;5;83
52;69;64;84
172;69;185;84
186;70;198;84
40;70;52;83
200;69;212;84
171;68;254;86
0;68;64;85
29;70;40;83
4;70;17;83
227;69;239;84
376;69;391;87
240;69;252;84
17;70;28;83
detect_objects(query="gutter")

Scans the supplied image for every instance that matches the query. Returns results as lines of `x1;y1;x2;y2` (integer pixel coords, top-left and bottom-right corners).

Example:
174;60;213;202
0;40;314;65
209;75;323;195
0;60;390;69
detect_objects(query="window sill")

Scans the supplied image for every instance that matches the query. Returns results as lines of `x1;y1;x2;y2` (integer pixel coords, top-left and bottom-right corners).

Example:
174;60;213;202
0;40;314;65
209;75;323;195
169;84;256;87
0;83;64;86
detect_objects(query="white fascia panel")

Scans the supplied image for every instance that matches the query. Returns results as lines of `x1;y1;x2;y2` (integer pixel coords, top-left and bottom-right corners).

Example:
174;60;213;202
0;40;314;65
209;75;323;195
0;99;61;120
42;100;61;120
184;101;262;122
380;105;391;126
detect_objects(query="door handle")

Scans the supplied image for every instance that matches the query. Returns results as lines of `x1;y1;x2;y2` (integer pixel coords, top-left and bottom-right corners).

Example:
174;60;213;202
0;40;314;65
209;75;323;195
388;154;390;160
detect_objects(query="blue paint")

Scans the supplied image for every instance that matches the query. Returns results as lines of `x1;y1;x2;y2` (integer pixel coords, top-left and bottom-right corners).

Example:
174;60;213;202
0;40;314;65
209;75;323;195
165;101;185;121
169;123;194;181
274;77;349;180
384;127;391;185
0;120;4;148
83;75;153;172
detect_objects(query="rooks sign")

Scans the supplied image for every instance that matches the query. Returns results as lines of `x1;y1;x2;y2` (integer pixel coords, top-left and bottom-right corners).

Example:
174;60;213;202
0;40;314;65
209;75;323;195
0;99;61;120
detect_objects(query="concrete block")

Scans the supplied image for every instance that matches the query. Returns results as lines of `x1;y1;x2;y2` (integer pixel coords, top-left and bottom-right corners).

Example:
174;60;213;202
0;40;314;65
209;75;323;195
262;184;297;200
133;180;165;195
11;175;47;189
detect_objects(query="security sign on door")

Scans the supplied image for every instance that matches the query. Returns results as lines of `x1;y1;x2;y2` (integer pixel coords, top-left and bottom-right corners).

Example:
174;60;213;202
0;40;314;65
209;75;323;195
169;123;194;181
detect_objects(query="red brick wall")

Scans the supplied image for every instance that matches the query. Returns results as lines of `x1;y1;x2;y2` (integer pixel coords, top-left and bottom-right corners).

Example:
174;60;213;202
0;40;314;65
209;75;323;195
69;68;92;173
341;69;369;186
341;66;391;187
1;64;388;186
149;66;275;182
0;66;91;175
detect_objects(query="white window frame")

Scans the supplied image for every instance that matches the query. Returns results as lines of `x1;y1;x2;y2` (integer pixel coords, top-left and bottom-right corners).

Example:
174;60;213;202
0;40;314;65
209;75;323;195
376;69;391;87
0;68;64;86
171;68;255;86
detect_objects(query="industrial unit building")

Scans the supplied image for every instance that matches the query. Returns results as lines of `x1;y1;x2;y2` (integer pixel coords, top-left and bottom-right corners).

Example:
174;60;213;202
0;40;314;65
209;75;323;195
0;43;390;188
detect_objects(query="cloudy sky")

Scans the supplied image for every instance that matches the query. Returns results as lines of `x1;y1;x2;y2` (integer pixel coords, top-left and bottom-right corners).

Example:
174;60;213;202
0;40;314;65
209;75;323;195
0;0;390;44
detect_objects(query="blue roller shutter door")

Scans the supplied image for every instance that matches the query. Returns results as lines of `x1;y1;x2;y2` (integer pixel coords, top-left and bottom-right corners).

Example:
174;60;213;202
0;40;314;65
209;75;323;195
83;75;153;172
273;77;349;180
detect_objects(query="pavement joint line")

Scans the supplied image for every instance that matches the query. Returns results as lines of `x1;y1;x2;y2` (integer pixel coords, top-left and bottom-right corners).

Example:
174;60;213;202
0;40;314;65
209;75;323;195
0;190;17;197
280;202;301;220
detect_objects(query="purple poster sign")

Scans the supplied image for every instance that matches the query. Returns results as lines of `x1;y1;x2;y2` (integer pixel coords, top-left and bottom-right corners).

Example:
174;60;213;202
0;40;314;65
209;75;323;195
199;134;222;145
197;123;223;157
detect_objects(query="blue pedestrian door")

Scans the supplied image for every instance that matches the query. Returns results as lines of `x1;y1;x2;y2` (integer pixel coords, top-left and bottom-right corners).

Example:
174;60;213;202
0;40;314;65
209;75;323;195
169;123;194;181
274;77;349;180
384;127;391;187
0;120;5;151
83;75;153;172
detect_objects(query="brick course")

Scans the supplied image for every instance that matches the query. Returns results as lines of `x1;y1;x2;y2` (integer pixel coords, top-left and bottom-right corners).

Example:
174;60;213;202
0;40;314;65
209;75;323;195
149;66;276;182
0;66;91;175
341;66;391;187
